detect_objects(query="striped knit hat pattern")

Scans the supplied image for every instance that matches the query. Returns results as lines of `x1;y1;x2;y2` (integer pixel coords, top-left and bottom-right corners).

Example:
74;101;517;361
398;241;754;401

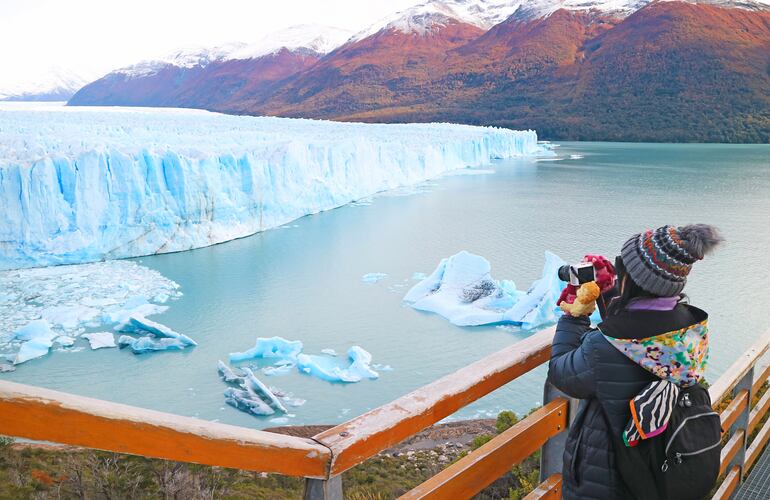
620;224;723;297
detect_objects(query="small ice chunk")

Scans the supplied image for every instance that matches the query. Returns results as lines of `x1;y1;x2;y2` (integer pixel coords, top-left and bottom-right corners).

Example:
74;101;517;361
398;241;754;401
42;305;100;329
13;320;56;364
269;417;290;424
118;335;190;354
241;368;288;413
82;332;116;350
347;346;380;380
262;364;294;376
229;336;302;363
282;396;306;407
116;316;196;346
0;363;16;373
217;360;244;384
297;346;380;383
320;348;337;356
224;388;275;416
361;273;388;283
54;336;77;347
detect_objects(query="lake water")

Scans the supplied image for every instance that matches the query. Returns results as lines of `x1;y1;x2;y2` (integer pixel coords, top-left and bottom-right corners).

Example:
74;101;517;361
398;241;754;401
3;142;770;429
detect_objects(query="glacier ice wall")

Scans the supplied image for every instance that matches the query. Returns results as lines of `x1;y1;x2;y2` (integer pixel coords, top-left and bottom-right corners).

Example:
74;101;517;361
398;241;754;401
0;104;545;270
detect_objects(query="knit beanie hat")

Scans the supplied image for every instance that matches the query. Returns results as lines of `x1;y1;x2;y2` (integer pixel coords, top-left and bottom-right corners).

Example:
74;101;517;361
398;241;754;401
620;224;723;297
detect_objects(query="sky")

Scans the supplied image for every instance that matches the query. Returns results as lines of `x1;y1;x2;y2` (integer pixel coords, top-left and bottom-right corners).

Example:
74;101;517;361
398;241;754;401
0;0;417;90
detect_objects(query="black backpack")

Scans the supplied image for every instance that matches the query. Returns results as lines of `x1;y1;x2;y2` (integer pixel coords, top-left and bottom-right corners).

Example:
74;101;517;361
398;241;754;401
605;383;721;500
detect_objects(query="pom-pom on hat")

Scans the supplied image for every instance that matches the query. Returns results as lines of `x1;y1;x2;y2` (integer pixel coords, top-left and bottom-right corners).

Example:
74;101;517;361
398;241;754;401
620;224;723;297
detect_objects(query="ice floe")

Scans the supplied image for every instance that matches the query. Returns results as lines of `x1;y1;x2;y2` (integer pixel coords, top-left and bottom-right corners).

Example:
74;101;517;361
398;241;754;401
217;359;302;418
297;346;380;383
229;336;302;363
403;250;567;330
0;260;181;364
13;319;57;364
82;332;116;350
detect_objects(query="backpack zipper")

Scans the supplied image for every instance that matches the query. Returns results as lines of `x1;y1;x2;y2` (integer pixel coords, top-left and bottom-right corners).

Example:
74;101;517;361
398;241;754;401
660;411;720;472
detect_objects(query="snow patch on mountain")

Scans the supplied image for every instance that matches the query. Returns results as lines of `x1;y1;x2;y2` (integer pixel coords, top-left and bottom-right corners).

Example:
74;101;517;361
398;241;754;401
111;25;353;79
353;0;523;40
0;67;90;102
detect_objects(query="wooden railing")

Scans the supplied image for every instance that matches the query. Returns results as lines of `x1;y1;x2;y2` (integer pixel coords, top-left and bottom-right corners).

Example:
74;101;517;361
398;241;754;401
1;326;769;499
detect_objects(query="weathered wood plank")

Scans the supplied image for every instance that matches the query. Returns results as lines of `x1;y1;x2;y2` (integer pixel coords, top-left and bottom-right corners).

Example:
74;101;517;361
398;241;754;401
746;410;770;471
710;328;770;408
0;380;330;478
315;327;556;475
720;429;744;477
398;399;567;500
523;474;562;500
711;465;740;500
751;362;770;395
720;390;748;437
749;388;770;434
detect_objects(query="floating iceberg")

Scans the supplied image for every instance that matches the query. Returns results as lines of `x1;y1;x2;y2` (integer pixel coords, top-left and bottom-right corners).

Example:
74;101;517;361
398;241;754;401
224;388;275;416
297;346;380;383
55;336;77;347
118;335;191;354
217;360;301;418
13;320;57;364
217;360;244;384
115;316;197;347
241;368;288;413
0;105;546;270
320;348;337;356
404;251;567;330
82;332;116;350
229;336;302;363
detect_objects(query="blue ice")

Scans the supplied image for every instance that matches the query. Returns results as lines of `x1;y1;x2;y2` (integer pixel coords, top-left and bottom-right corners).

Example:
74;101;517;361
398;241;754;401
229;336;302;363
13;320;57;364
297;346;380;383
0;107;547;271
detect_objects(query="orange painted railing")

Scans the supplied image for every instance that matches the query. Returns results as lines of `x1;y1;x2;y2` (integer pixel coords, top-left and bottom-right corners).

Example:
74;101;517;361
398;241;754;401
1;326;770;499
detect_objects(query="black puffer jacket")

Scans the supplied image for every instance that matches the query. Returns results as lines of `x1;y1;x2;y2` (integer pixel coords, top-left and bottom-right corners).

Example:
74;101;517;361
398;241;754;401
547;304;706;499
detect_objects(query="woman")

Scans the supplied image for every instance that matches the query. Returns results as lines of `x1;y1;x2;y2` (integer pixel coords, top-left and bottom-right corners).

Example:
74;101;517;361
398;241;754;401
548;224;723;499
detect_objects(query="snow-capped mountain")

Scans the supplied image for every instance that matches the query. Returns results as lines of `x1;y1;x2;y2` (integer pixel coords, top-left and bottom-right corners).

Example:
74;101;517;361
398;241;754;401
69;25;354;108
113;25;353;79
0;68;91;101
352;0;522;40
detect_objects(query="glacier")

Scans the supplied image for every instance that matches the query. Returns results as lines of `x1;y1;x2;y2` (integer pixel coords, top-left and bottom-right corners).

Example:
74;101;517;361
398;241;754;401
0;104;546;270
403;250;570;330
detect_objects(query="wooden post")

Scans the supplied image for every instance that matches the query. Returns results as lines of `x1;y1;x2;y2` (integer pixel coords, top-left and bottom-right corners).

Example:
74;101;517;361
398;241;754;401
728;367;753;480
303;476;342;500
540;381;578;481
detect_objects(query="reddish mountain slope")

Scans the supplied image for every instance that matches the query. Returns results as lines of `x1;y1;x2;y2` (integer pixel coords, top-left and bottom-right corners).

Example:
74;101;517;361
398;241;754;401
232;21;486;117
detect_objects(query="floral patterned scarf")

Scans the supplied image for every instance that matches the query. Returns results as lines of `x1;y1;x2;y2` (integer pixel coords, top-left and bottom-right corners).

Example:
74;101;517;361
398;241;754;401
603;319;709;387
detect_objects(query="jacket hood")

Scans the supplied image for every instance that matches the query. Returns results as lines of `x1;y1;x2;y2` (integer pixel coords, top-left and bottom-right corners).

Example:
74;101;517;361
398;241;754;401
599;306;709;387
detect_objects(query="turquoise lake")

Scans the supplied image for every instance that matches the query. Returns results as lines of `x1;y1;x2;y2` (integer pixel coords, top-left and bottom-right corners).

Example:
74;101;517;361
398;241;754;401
3;142;770;429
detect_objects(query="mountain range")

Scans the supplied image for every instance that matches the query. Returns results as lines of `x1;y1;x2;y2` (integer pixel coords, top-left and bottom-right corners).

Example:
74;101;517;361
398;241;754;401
69;0;770;142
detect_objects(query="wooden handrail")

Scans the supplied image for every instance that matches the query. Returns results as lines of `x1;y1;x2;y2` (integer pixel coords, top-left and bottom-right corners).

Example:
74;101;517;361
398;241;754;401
709;328;770;407
745;411;770;471
720;390;748;436
523;474;562;499
749;388;770;434
399;399;567;499
0;380;330;478
712;465;741;500
751;362;770;395
720;430;744;476
313;326;556;475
